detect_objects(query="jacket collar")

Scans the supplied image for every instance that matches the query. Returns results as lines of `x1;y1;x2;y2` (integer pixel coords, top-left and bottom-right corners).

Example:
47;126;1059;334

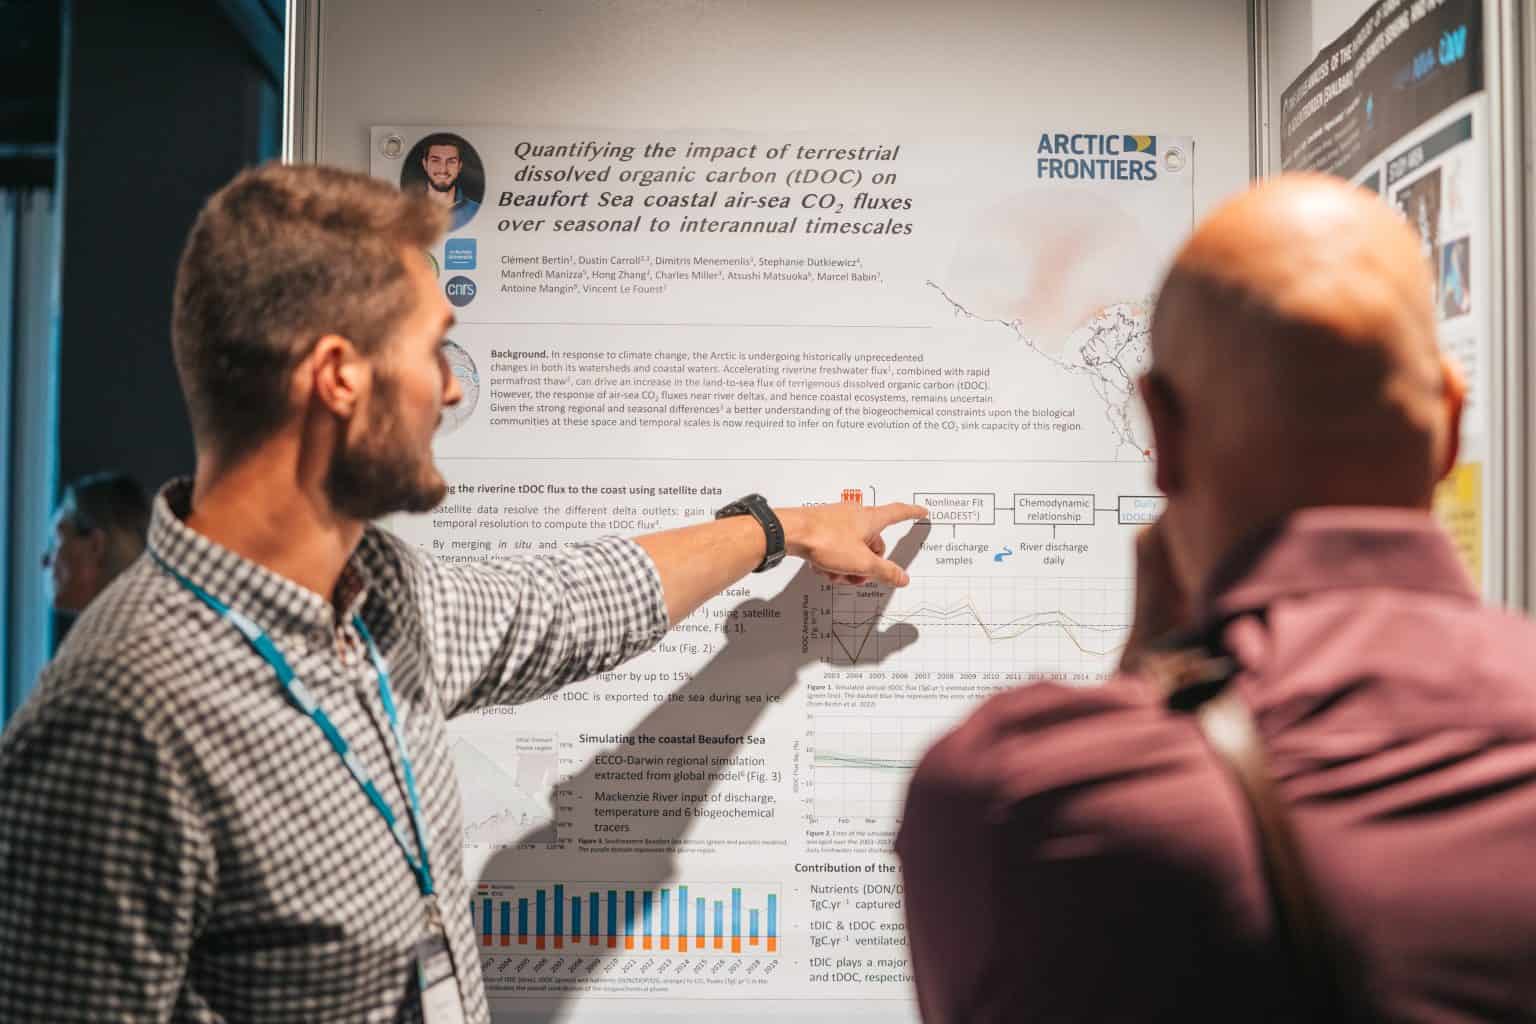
1198;507;1478;622
147;478;375;646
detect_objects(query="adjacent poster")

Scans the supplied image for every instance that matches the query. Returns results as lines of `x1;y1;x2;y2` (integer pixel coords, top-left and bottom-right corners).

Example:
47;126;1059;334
375;126;1194;1021
1279;0;1482;178
1280;0;1492;589
1277;0;1492;592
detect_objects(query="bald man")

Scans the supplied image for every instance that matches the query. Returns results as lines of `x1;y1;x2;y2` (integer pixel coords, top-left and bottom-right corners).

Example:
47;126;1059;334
896;174;1536;1022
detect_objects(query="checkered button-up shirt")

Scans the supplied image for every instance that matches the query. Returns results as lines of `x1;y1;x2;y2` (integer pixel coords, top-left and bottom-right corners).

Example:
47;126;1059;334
0;480;668;1022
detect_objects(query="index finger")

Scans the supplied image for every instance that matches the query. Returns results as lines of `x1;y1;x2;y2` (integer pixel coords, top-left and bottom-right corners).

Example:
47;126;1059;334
844;545;911;588
870;502;930;529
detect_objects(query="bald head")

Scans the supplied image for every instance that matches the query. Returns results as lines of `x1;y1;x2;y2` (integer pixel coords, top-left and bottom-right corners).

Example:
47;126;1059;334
1143;173;1463;589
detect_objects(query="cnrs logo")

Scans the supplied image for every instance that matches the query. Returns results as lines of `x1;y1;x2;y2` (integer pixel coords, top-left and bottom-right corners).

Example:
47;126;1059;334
445;275;477;307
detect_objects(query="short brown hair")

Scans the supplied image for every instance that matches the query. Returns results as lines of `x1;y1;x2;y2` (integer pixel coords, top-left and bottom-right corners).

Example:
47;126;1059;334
172;162;446;459
59;472;151;578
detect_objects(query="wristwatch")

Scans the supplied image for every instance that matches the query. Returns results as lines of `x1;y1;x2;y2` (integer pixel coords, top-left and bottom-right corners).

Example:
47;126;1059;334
715;494;786;573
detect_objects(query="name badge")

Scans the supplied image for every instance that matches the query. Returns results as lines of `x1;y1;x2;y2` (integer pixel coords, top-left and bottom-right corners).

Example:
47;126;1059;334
415;936;466;1024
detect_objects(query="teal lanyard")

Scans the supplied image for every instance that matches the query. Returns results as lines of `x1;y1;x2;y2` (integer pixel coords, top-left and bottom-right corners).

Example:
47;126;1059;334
153;554;435;897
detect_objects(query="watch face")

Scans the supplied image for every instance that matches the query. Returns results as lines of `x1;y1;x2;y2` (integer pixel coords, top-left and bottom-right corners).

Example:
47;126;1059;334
717;494;766;518
717;496;783;571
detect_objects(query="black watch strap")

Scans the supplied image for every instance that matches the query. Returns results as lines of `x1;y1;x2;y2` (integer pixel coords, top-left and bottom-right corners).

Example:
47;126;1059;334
715;494;786;573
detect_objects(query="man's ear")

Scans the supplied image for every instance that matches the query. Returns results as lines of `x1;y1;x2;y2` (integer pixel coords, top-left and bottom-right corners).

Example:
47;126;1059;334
1436;353;1466;482
307;334;370;420
1140;370;1185;496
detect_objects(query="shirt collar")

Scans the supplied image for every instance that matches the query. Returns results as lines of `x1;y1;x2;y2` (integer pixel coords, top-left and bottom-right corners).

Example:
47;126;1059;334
1199;506;1478;621
148;478;376;644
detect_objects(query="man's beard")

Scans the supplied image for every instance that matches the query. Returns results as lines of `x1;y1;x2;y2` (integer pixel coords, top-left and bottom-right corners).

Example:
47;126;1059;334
324;374;446;520
427;174;457;194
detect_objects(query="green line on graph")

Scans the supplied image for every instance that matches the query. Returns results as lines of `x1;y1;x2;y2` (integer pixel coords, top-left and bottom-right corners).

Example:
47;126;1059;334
813;753;917;772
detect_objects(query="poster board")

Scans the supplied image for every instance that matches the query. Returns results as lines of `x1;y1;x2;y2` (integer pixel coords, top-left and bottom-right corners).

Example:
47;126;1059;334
1267;0;1529;607
286;2;1258;1020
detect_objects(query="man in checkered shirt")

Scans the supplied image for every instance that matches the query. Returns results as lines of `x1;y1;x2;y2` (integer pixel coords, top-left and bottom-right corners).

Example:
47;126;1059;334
0;163;926;1022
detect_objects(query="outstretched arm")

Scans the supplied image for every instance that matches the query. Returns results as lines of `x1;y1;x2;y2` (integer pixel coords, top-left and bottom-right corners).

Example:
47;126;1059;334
635;501;929;625
413;500;928;717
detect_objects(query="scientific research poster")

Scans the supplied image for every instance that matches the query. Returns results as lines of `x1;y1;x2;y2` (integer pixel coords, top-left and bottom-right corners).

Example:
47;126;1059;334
1280;0;1490;587
374;125;1193;1021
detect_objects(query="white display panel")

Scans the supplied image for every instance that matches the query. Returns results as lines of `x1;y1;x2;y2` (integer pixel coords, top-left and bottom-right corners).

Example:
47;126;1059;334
372;123;1191;1021
291;2;1256;1019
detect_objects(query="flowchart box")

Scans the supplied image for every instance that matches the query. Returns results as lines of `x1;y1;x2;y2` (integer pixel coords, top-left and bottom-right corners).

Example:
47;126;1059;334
914;492;995;525
1118;495;1167;524
1013;493;1094;526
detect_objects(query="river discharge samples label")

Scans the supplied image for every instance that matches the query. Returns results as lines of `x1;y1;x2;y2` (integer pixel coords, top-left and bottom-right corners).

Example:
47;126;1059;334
374;125;1193;1022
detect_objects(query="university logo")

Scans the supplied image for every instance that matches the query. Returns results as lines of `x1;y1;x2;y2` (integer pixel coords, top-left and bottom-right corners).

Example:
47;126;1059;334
445;238;477;271
445;275;477;307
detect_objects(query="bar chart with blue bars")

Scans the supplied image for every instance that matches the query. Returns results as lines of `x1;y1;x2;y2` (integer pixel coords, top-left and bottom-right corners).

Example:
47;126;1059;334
473;881;781;955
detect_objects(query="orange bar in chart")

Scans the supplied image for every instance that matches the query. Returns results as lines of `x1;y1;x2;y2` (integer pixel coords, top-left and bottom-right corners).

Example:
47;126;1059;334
485;884;783;957
535;892;547;950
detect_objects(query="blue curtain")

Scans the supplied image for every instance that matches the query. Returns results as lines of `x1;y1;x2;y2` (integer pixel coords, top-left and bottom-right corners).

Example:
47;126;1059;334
1;187;62;722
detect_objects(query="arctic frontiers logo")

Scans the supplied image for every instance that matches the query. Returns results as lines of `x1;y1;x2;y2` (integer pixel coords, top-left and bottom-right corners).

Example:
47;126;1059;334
445;275;477;307
1036;132;1160;181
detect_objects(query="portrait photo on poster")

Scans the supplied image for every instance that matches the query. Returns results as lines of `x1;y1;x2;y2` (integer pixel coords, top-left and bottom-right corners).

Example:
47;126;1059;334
400;131;486;233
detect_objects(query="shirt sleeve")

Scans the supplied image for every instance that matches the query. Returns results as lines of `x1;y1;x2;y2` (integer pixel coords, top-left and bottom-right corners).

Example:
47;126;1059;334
0;672;216;1021
388;533;670;718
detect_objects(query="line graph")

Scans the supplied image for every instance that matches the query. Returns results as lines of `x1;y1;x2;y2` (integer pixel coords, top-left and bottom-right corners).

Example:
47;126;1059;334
811;715;935;822
825;575;1131;677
